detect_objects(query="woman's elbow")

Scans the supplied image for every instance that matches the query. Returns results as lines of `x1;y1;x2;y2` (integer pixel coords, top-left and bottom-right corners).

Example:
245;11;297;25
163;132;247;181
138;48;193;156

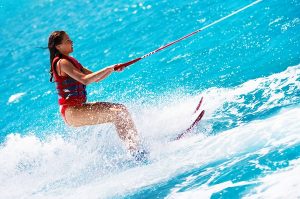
80;78;91;85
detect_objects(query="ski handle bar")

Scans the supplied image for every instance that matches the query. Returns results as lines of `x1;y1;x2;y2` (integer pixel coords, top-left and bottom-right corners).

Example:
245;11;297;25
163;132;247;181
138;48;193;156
114;57;142;71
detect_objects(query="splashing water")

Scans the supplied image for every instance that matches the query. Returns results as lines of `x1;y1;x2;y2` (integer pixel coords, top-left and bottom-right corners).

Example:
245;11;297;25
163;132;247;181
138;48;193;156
1;0;300;198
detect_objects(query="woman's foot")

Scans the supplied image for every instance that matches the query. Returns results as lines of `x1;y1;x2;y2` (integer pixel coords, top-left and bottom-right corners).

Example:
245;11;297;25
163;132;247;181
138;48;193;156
131;149;149;162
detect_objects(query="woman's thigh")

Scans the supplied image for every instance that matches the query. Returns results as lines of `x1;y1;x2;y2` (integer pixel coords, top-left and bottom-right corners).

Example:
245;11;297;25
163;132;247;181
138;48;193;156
65;102;125;127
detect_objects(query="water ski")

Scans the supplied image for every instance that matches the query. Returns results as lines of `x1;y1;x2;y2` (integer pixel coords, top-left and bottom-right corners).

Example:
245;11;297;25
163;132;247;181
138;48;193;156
173;96;205;140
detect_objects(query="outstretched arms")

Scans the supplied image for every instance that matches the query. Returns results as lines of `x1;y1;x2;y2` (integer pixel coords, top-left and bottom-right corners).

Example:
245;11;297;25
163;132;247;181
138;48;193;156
58;59;123;85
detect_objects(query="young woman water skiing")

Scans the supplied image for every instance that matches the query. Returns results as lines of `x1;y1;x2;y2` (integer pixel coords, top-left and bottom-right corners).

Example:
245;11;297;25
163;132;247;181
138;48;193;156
48;31;146;160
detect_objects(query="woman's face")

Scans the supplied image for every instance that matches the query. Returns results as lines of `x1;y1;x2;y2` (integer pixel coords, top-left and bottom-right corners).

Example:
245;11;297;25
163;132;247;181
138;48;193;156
56;33;73;54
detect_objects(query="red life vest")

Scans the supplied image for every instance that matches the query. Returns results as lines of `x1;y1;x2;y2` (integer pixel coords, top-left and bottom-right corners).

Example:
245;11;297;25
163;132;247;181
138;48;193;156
51;55;87;106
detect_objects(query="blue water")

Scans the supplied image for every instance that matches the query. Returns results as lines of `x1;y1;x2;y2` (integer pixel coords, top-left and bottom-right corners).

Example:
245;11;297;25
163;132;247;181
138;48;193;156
1;0;300;198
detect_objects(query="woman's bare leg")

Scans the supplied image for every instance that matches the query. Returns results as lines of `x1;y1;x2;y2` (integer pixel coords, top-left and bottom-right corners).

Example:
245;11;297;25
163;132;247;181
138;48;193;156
64;102;139;151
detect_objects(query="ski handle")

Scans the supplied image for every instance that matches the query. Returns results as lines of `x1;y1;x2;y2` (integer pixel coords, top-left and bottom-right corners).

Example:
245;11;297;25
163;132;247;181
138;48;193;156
114;57;142;71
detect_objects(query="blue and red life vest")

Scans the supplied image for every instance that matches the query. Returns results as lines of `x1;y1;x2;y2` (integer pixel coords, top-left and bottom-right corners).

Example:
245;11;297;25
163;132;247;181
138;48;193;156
51;55;87;106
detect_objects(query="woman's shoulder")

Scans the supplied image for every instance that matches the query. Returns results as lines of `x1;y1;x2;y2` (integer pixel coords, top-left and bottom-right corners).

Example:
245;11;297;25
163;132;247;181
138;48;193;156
60;56;82;69
65;55;81;65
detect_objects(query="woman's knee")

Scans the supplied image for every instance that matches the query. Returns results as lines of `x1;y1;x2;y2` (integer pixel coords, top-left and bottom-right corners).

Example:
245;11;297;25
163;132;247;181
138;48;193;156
110;104;131;121
110;103;128;113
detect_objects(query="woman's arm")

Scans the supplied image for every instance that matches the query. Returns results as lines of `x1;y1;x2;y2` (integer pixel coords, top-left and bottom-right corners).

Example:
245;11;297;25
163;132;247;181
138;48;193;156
82;66;111;82
59;59;116;85
82;67;93;74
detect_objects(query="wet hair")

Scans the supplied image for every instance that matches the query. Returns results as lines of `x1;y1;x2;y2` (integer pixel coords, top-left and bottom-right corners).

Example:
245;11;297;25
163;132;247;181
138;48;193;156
48;31;66;82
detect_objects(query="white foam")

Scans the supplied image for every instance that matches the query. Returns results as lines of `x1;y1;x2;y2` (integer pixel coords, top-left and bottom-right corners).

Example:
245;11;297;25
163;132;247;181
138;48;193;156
78;107;300;198
199;64;300;120
0;105;295;199
133;93;204;139
244;159;300;199
7;92;26;104
164;106;300;199
168;181;257;199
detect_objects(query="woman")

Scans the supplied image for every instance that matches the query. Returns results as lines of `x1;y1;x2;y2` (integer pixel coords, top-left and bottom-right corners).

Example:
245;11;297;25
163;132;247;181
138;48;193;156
48;31;145;159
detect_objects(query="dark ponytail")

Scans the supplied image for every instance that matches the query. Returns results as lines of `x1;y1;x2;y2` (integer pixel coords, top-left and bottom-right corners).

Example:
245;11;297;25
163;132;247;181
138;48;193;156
48;31;66;82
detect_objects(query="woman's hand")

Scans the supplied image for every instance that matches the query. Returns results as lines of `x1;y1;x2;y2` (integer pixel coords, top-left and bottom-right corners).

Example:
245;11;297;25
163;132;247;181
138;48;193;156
114;63;125;72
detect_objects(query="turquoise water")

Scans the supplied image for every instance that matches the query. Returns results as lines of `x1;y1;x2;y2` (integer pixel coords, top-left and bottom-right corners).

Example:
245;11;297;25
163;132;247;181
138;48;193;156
1;0;300;198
